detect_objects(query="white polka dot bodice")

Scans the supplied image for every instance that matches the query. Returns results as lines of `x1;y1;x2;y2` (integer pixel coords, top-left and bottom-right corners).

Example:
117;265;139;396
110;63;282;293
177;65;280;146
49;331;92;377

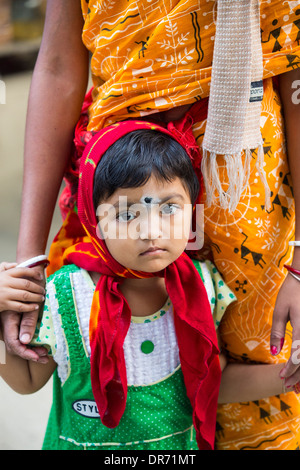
47;270;180;385
124;307;180;385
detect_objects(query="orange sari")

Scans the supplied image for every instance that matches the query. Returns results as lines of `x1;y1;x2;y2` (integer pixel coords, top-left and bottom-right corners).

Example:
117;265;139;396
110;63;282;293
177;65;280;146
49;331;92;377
48;0;300;449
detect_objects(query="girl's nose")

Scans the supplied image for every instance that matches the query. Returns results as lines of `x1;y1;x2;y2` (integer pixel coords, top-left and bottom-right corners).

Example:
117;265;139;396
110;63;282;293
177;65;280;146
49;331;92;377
139;210;162;241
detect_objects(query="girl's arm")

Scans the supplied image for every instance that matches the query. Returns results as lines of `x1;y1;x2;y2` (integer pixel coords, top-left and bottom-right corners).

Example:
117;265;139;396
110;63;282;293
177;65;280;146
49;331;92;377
0;328;56;394
2;0;89;359
270;68;300;387
218;353;288;403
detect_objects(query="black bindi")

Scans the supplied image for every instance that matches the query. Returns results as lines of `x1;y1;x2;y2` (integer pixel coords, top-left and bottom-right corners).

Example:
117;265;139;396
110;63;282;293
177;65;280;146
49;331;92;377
144;197;153;204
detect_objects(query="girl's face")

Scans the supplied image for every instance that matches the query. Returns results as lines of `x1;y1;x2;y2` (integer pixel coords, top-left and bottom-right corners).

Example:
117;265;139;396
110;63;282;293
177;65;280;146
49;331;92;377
96;175;193;273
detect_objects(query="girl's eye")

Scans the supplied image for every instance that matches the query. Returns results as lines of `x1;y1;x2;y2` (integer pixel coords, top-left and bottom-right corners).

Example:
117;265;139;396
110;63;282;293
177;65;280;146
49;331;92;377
117;211;135;222
160;204;179;215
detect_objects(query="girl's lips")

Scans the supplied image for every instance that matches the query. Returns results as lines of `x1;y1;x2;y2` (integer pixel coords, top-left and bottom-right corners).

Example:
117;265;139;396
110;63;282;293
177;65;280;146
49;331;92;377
140;247;166;256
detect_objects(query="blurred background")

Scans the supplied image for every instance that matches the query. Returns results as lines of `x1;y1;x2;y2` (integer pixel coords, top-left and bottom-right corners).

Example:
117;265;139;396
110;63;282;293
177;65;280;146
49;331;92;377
0;0;61;449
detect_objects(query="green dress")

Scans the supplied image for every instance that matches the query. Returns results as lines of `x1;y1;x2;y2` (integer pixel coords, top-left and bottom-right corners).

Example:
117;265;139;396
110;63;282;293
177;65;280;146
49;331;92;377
33;261;235;450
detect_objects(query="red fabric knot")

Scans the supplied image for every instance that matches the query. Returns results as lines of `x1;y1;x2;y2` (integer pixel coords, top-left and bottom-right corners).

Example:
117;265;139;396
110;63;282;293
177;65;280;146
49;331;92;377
167;118;202;171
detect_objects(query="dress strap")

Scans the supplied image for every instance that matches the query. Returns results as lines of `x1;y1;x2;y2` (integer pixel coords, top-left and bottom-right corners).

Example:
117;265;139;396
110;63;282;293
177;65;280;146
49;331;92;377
51;265;91;373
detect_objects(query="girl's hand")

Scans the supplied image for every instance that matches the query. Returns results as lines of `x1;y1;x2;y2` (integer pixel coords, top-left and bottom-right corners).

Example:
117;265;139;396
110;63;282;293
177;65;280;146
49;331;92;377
0;262;18;272
0;263;45;313
271;273;300;387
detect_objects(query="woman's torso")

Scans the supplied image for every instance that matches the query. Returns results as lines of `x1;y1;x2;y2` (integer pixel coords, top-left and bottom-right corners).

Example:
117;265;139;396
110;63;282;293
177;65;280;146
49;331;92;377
80;0;300;129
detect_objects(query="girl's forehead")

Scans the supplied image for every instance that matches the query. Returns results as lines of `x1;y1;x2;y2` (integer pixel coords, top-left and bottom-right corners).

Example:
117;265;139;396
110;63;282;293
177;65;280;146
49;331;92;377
101;175;190;206
120;176;186;200
140;195;160;204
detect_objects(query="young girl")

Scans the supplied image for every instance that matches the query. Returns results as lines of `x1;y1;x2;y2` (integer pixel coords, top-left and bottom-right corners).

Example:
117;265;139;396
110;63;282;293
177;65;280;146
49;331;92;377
0;121;296;451
0;120;223;450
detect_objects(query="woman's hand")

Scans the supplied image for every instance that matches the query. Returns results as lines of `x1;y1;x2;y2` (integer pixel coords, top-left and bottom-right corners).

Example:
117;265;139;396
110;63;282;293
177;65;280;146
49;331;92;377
273;69;300;388
271;273;300;388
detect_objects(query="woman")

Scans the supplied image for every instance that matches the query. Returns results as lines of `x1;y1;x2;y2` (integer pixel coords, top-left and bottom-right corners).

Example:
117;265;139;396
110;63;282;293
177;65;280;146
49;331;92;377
3;0;300;450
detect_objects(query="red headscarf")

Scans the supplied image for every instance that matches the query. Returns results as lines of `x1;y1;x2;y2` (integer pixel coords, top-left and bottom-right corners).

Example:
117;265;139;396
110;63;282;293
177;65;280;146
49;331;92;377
64;112;221;450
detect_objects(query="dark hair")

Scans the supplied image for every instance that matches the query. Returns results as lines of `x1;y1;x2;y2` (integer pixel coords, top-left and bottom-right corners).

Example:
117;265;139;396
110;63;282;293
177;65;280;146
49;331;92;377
93;129;200;209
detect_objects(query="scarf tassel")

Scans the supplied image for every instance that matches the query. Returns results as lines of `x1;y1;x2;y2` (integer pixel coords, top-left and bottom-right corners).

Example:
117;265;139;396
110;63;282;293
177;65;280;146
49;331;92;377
201;144;271;213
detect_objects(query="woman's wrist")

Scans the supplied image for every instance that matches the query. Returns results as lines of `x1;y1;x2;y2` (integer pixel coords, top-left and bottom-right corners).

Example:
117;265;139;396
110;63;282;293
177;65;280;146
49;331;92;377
291;255;300;271
16;242;48;264
16;255;49;269
289;239;300;269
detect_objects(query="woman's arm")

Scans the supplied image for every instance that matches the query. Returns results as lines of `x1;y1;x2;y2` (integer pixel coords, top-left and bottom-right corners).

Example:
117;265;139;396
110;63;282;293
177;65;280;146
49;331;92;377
2;0;89;359
18;0;89;262
270;69;300;387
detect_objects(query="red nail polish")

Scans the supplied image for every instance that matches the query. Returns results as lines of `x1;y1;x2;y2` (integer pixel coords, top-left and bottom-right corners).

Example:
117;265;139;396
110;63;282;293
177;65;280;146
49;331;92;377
280;338;284;350
271;345;278;355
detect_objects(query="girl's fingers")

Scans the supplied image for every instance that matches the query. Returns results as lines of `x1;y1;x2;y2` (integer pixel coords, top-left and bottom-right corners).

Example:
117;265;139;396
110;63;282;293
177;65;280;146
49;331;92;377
0;281;45;313
31;346;49;357
7;278;45;296
9;289;45;306
2;300;40;313
8;267;44;282
0;262;17;272
282;359;300;389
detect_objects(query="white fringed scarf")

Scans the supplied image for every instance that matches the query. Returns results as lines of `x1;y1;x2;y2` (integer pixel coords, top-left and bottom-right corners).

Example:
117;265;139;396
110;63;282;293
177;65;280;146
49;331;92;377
202;0;271;212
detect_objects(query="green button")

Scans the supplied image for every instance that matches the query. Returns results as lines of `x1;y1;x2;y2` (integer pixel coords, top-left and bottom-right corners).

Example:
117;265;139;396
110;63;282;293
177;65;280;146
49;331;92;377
141;340;154;354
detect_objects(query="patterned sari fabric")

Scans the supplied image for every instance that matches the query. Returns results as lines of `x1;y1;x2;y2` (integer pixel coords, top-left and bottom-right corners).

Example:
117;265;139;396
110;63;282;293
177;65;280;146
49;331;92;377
48;0;300;450
195;79;299;450
80;0;300;129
